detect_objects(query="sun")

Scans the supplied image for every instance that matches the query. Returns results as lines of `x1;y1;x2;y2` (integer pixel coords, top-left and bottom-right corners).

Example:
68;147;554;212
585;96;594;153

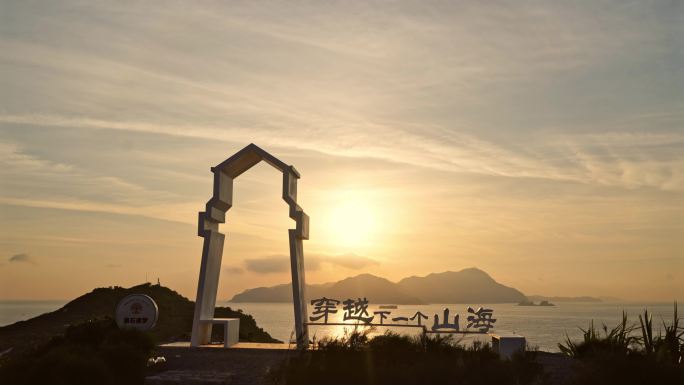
323;194;377;249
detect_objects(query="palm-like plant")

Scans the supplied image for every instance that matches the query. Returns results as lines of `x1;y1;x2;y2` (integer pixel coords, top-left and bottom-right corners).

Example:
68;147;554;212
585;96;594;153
638;302;683;364
562;303;683;365
559;312;636;358
638;308;655;354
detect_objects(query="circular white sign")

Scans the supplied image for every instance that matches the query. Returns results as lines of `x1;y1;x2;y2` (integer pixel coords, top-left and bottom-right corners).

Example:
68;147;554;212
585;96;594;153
115;294;158;331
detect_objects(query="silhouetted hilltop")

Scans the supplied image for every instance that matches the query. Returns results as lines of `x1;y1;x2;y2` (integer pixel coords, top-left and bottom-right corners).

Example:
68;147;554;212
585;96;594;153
231;274;423;304
230;283;299;302
398;268;526;303
230;268;525;304
323;274;423;304
0;283;278;355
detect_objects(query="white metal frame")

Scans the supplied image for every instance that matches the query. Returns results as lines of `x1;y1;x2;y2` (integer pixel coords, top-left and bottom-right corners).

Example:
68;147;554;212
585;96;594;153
190;143;310;349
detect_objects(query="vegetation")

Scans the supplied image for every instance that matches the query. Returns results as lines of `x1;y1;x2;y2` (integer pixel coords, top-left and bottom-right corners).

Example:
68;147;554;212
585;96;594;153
0;318;154;385
268;327;546;385
270;304;683;385
558;303;684;384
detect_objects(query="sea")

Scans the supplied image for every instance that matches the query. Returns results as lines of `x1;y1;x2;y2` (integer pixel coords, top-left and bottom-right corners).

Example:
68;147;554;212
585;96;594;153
1;300;677;352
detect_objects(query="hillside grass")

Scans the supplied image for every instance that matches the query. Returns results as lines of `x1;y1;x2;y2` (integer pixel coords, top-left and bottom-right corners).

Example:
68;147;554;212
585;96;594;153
0;283;279;356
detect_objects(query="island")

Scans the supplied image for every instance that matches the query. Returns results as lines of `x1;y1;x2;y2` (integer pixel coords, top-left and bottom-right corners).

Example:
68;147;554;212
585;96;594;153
518;299;556;306
230;268;527;304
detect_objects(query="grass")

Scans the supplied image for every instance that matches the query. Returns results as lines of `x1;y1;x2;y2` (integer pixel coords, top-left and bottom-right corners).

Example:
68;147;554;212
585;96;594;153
269;326;546;385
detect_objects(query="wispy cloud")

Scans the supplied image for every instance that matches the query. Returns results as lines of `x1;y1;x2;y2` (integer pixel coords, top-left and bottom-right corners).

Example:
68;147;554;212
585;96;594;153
1;0;681;198
3;113;681;192
243;253;379;274
8;253;35;264
0;141;199;223
224;266;244;275
244;256;290;274
311;253;380;270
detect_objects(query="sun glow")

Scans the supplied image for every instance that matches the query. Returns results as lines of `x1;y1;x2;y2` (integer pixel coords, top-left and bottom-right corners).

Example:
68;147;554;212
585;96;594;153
322;193;378;249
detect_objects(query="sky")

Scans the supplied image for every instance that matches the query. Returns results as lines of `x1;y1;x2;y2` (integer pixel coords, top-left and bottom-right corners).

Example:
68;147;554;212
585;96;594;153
0;0;682;301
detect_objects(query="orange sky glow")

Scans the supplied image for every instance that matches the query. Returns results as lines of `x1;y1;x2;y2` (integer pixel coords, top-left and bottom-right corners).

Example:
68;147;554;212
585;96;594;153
0;1;682;302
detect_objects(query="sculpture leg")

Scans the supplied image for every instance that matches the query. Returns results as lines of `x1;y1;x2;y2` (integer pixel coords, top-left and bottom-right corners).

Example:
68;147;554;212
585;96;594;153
289;229;309;349
191;231;225;346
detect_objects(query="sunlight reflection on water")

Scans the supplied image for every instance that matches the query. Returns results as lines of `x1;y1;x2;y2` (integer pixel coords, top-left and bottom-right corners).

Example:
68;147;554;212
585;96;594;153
220;301;677;351
1;300;674;352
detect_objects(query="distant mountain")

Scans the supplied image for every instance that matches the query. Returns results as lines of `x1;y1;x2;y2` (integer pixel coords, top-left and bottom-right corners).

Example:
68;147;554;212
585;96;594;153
398;268;526;303
527;295;603;303
230;283;306;302
320;274;424;304
0;283;278;356
230;268;525;304
598;296;623;302
231;274;423;304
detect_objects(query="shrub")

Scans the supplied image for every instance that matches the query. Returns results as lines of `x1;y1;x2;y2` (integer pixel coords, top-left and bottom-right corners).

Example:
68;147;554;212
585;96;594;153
0;318;154;385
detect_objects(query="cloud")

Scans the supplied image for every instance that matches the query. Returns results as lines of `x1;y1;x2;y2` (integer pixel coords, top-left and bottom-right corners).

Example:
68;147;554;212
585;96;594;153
303;256;322;271
323;253;379;270
0;141;198;224
224;266;244;275
8;253;34;264
308;253;379;270
3;113;682;192
243;253;378;274
1;0;682;196
244;256;290;274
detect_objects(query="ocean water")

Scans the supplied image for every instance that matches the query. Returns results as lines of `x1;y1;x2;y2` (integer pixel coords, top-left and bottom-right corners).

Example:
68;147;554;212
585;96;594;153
219;301;678;352
0;300;67;327
1;300;676;352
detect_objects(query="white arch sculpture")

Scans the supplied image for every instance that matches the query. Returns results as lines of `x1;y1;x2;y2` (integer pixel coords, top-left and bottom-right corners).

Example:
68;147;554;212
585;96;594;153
190;143;310;349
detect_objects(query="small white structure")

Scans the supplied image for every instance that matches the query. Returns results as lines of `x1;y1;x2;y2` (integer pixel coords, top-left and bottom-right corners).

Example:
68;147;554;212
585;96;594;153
190;144;310;349
198;318;240;347
491;333;526;359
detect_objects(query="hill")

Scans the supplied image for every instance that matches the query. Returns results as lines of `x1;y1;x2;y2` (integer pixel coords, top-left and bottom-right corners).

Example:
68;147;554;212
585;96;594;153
0;283;278;355
318;274;423;304
230;268;525;304
397;268;526;303
231;274;423;304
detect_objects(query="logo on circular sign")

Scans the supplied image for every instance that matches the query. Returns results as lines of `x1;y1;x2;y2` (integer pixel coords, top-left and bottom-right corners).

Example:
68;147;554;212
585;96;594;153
115;294;158;331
